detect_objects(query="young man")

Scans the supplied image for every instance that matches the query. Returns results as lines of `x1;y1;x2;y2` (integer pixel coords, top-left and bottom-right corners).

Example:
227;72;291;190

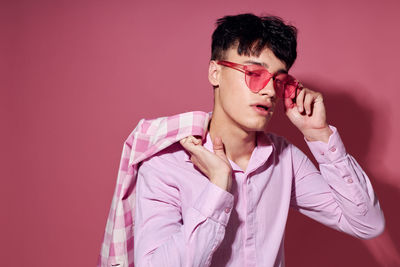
133;13;385;266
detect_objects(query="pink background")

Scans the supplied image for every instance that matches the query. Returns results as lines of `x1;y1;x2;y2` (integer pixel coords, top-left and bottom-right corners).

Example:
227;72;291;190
2;0;400;266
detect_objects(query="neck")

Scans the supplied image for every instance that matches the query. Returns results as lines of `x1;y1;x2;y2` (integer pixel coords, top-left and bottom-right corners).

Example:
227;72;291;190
207;106;256;164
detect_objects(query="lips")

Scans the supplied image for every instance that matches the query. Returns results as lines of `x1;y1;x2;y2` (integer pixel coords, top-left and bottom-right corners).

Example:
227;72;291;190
252;102;272;110
252;105;269;116
251;101;273;116
256;104;269;111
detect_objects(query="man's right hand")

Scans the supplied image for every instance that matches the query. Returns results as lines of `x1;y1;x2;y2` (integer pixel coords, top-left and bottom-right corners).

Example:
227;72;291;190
179;135;233;192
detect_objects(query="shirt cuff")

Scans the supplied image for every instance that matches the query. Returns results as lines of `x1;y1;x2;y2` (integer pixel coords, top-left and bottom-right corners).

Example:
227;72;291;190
192;181;234;226
305;125;347;164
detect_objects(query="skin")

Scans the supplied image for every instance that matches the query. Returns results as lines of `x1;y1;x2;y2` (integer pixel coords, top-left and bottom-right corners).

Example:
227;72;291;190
180;45;333;192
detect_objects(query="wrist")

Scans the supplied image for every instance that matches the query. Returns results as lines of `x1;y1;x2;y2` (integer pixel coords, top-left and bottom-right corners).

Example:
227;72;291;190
210;172;232;192
303;126;333;143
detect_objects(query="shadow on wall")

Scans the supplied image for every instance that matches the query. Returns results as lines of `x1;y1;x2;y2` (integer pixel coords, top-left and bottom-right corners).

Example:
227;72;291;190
267;80;400;267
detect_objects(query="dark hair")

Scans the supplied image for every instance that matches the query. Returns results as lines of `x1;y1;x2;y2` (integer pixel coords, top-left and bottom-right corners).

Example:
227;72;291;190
211;13;298;70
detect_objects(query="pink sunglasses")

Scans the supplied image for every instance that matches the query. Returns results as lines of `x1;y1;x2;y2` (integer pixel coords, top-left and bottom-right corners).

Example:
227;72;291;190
217;60;302;100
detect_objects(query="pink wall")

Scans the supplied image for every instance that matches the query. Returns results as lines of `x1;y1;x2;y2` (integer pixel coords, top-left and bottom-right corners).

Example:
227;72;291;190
2;0;400;266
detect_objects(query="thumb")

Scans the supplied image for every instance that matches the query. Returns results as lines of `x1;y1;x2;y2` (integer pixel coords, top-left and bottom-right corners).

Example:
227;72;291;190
213;136;228;159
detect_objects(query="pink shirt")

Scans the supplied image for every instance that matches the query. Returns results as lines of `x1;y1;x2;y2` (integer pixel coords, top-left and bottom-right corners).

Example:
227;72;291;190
133;126;385;267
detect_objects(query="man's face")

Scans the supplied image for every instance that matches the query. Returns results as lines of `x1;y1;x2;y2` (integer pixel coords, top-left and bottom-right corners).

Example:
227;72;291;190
210;46;287;133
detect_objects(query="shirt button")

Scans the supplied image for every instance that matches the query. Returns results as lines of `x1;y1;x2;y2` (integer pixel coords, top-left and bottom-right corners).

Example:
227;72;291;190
224;207;231;213
347;178;353;183
330;146;336;152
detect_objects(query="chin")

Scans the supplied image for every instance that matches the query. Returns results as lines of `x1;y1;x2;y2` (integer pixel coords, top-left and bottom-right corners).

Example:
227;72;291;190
241;117;271;132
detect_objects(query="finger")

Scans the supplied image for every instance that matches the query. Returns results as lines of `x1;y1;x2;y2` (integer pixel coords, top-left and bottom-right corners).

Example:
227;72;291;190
312;93;325;118
213;136;223;151
180;136;193;145
296;88;306;113
284;96;294;112
212;136;227;158
295;85;303;100
179;137;188;146
303;91;316;115
192;137;201;145
180;136;199;151
190;136;202;144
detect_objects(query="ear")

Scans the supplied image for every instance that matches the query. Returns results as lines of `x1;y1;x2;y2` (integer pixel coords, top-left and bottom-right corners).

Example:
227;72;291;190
208;60;220;87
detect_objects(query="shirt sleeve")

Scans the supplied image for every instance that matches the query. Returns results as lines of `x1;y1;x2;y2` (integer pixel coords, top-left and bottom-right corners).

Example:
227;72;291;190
134;157;234;267
289;125;385;239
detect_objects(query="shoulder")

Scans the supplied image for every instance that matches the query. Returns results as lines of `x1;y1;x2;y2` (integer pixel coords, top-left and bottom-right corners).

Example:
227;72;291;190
135;142;186;206
137;141;190;181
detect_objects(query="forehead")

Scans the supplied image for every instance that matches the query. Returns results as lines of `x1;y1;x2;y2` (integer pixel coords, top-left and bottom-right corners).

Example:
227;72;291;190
224;46;287;72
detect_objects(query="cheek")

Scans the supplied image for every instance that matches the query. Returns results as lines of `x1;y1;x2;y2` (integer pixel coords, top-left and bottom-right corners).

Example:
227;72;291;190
219;72;254;114
219;86;253;119
221;71;247;90
221;74;249;98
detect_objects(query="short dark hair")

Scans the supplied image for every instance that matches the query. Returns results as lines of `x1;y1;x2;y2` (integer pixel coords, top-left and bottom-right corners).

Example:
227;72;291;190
211;13;298;70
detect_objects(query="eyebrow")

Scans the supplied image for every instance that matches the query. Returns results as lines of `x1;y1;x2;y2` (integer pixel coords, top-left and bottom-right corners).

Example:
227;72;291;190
243;60;269;68
243;60;287;73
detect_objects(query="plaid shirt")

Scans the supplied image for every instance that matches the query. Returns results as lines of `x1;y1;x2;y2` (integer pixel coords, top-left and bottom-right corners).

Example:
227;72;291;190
97;111;212;267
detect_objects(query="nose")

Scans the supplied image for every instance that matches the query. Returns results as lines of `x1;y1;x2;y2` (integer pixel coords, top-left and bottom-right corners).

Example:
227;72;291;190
257;78;276;99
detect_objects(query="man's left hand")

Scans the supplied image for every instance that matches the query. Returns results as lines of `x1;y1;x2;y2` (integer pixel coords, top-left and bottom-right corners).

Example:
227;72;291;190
284;86;333;143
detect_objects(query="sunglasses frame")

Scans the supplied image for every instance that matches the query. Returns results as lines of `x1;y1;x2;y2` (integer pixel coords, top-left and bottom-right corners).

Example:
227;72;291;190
216;60;301;101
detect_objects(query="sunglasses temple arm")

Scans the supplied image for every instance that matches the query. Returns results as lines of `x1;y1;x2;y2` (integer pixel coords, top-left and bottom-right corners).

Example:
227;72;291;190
231;66;247;74
221;63;247;74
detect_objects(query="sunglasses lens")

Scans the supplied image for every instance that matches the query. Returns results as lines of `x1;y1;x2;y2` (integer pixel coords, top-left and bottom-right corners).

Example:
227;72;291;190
245;65;270;92
274;73;299;98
